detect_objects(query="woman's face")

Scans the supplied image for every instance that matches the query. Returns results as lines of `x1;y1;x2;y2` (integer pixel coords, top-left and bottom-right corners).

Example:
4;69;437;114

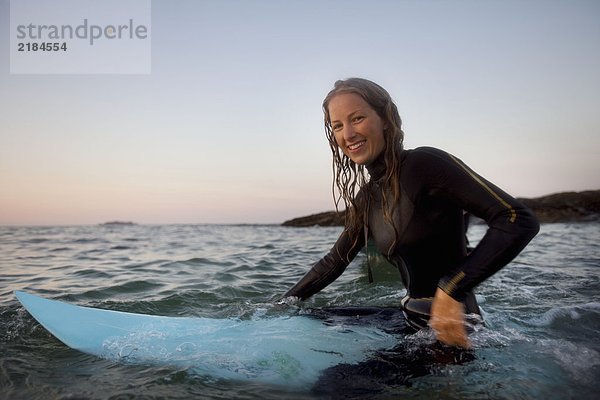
328;93;386;165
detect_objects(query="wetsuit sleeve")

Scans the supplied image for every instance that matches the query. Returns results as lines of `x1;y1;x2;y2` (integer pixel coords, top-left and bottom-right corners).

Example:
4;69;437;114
283;227;364;300
410;147;540;301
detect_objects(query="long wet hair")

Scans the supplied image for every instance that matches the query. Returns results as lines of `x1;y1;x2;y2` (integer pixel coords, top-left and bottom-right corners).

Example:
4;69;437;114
323;78;405;248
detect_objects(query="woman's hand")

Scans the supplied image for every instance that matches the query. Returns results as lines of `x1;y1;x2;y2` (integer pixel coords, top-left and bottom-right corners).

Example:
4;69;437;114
430;288;470;348
275;296;300;306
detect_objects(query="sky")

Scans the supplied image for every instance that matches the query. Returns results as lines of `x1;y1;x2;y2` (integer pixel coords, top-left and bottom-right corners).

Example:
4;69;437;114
1;0;599;225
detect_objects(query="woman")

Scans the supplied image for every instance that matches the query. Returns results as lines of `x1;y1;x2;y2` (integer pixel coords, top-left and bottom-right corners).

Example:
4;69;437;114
283;78;539;348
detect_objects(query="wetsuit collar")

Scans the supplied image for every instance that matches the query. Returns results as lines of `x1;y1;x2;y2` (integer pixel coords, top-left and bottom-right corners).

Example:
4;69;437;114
366;151;387;182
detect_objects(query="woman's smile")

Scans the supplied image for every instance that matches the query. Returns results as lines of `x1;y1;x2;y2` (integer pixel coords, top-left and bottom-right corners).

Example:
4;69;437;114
347;139;367;152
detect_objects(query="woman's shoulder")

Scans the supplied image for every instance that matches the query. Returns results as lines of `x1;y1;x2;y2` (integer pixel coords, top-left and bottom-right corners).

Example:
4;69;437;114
402;146;453;168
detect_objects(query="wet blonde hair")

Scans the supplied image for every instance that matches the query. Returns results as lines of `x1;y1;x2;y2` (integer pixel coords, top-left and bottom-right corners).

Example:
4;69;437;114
323;78;405;245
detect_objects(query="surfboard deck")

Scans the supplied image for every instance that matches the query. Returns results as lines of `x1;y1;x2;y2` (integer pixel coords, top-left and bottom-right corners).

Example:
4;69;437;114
15;291;399;386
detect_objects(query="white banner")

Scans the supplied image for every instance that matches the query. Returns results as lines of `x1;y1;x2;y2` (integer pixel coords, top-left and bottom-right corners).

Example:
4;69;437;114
10;0;151;74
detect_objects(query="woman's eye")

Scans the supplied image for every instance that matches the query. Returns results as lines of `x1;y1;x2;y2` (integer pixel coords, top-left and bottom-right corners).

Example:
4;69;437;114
332;124;342;131
352;116;364;123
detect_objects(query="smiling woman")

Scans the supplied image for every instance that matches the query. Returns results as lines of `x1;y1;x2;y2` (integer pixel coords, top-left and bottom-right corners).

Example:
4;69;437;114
282;78;540;349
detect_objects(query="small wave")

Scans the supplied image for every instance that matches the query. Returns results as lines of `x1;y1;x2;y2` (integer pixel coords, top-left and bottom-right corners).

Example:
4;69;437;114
82;280;165;300
73;238;106;244
527;302;600;327
249;243;276;250
50;247;72;252
181;257;214;265
72;268;113;279
110;245;132;250
23;238;50;244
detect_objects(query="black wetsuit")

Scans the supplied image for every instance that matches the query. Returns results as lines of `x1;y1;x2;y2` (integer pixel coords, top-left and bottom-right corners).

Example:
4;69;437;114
285;147;540;329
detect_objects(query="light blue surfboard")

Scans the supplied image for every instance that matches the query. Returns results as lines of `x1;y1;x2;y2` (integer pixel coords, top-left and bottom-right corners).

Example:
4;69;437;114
15;291;398;386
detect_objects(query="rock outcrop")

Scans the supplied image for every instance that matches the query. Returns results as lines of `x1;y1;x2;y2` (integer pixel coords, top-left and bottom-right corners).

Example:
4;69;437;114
282;211;345;227
519;190;600;223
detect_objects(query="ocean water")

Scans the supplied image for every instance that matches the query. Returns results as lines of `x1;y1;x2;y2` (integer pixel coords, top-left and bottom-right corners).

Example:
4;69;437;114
0;222;598;399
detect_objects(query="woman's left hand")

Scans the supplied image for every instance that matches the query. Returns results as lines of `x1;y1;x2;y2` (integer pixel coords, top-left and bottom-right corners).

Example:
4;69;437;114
430;288;470;348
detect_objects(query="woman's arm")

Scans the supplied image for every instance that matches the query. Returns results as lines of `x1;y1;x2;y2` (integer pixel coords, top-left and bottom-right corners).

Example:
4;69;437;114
408;147;540;302
408;147;539;347
283;227;364;300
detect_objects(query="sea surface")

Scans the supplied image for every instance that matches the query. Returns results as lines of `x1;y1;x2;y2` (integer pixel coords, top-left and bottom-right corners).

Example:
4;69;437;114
1;222;598;399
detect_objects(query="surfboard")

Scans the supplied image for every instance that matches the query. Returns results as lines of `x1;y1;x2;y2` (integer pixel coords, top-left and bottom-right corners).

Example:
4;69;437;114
15;291;399;386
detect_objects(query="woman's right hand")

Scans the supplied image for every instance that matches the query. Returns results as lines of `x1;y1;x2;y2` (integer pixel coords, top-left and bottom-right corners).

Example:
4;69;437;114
429;288;470;348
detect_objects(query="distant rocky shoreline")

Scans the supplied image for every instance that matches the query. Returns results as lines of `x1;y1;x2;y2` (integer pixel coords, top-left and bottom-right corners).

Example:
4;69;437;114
100;221;136;226
282;190;600;227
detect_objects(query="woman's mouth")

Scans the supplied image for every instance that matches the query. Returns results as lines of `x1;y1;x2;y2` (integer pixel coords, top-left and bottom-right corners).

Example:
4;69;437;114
347;140;366;152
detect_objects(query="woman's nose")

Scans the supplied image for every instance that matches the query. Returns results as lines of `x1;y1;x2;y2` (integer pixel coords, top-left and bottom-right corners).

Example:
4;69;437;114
342;124;356;140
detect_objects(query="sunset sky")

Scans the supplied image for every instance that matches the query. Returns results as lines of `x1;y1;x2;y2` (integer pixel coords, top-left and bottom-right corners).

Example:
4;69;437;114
1;0;599;225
